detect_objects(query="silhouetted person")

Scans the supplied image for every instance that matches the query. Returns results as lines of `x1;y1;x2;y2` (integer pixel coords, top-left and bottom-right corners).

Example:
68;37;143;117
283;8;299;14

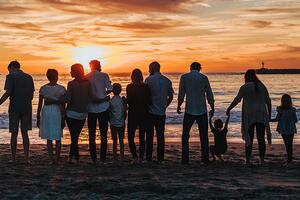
0;61;34;164
145;62;174;162
271;94;298;165
65;64;92;164
86;60;113;163
209;112;230;162
227;69;272;166
37;69;66;164
177;62;214;164
126;69;152;163
109;83;127;162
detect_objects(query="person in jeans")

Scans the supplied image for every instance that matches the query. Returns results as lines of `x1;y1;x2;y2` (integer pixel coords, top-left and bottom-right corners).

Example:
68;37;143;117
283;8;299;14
177;62;214;164
227;70;271;166
0;61;35;164
86;60;113;163
65;64;92;164
126;69;152;163
145;62;174;162
109;83;127;162
271;94;297;165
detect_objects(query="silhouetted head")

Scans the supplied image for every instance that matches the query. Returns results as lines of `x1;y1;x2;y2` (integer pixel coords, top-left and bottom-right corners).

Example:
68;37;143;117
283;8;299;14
89;59;101;72
112;83;122;96
149;61;160;75
8;60;21;72
190;62;201;71
46;69;58;83
71;63;85;80
244;69;263;94
214;118;224;130
131;68;143;84
280;94;293;109
244;70;259;83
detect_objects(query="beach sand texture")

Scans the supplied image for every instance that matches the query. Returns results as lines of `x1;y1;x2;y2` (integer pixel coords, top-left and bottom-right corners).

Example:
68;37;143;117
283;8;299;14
1;142;299;199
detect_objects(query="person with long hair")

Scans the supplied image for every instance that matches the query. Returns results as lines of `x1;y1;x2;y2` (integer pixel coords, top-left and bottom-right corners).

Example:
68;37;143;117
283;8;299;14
126;69;152;163
226;69;272;165
65;64;91;164
271;94;298;165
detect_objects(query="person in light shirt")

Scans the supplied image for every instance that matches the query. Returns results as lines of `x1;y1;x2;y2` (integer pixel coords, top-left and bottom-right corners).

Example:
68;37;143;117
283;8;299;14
145;62;174;163
177;62;215;164
86;60;113;163
109;83;127;162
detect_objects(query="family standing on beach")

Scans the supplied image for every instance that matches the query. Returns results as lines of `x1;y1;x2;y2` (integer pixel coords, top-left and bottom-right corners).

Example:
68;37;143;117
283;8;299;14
0;60;298;166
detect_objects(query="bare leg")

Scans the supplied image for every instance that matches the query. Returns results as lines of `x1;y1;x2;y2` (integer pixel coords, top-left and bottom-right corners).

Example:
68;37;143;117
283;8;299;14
55;140;61;164
10;132;18;163
21;131;30;164
47;140;54;163
209;146;216;161
216;154;224;162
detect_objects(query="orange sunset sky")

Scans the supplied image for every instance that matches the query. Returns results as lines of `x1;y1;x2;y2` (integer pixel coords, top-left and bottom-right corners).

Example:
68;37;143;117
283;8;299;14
0;0;300;74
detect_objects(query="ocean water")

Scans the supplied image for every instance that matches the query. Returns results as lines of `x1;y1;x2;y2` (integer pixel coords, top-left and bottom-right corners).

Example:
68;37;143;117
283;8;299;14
0;73;299;144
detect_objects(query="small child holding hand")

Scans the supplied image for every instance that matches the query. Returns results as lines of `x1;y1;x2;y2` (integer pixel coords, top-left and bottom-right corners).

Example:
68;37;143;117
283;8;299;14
271;94;298;165
209;111;230;162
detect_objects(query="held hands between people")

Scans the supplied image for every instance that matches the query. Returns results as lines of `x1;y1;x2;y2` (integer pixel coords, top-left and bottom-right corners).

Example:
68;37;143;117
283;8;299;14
177;106;182;114
226;108;231;116
209;109;215;119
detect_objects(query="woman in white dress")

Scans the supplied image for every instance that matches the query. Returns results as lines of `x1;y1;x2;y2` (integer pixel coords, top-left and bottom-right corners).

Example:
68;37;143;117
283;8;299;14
37;69;66;164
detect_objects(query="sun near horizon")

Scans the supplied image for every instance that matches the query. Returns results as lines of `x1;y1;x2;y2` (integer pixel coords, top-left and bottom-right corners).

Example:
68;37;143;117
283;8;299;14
0;0;300;74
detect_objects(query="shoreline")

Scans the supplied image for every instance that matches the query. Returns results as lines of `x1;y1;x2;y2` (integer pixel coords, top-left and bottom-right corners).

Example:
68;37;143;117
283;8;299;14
1;125;300;144
1;143;300;199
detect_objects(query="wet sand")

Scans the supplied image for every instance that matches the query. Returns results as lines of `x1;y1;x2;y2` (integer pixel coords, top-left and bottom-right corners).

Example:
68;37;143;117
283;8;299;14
0;142;300;199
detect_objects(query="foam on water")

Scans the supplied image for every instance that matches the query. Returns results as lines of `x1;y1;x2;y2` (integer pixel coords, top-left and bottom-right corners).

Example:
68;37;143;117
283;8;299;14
0;73;299;144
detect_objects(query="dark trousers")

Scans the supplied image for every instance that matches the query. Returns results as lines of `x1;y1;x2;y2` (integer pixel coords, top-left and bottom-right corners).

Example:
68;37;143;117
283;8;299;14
88;111;109;162
128;113;148;160
146;114;166;161
66;117;86;160
282;134;294;163
246;123;266;159
182;113;209;164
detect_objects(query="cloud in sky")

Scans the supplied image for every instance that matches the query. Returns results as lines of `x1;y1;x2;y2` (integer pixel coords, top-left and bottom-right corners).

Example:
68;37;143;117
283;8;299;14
0;0;300;73
249;20;272;28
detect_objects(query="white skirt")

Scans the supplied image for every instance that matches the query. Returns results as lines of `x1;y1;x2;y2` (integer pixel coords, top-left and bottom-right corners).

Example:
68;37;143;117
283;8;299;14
39;105;63;140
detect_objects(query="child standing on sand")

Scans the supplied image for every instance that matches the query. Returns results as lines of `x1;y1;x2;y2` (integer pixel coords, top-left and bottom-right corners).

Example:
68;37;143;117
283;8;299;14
209;111;230;162
272;94;298;165
109;83;127;162
37;69;66;164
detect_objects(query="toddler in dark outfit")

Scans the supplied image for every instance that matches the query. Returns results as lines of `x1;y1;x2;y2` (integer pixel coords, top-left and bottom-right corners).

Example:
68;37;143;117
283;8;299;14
209;111;230;162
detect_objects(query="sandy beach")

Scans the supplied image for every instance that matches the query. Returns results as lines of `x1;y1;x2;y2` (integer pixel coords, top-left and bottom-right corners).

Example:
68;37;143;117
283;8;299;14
1;142;299;199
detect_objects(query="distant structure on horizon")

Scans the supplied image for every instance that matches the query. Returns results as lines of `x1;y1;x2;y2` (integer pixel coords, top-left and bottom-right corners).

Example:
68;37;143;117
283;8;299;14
255;62;300;74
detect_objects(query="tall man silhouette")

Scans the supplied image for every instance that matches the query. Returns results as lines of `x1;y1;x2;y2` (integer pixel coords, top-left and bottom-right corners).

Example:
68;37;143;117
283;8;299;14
145;62;174;162
177;62;214;164
86;60;113;163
